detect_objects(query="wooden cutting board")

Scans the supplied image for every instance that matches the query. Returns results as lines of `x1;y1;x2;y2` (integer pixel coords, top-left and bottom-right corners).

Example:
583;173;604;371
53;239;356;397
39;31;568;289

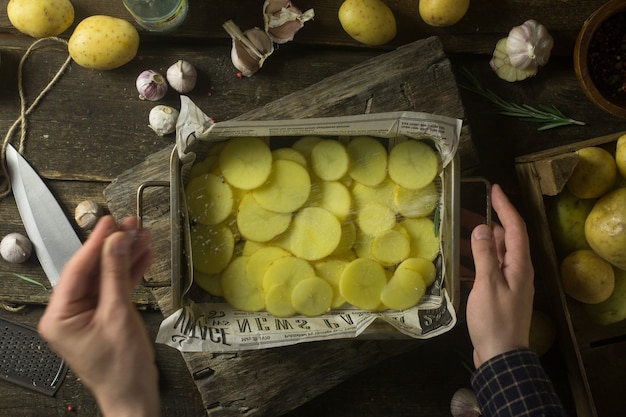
104;37;474;417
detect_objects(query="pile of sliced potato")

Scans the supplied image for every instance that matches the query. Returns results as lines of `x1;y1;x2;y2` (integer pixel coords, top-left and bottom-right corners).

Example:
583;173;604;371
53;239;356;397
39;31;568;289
186;135;442;317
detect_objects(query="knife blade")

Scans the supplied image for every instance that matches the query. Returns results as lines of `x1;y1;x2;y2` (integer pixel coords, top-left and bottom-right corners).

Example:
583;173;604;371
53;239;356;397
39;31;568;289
5;143;82;287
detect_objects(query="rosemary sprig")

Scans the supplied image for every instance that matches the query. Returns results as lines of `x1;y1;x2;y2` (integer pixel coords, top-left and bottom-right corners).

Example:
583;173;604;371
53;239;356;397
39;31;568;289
13;272;49;291
458;66;586;130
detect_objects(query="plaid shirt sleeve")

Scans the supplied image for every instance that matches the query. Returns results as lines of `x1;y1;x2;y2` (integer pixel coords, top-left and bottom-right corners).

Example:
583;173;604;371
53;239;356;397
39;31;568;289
470;348;567;417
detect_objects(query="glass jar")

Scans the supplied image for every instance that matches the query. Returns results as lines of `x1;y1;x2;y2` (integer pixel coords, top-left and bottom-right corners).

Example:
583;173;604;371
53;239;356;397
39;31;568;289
123;0;188;32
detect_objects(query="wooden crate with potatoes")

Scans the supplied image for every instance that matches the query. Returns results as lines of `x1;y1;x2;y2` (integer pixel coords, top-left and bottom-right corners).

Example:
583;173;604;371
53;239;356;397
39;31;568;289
515;131;626;417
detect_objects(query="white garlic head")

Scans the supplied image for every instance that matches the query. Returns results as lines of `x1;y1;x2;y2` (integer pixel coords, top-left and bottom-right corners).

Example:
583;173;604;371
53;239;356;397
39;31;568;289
166;60;198;93
263;0;315;44
224;20;274;77
1;232;32;263
75;200;103;231
506;19;554;70
136;69;168;101
149;105;179;136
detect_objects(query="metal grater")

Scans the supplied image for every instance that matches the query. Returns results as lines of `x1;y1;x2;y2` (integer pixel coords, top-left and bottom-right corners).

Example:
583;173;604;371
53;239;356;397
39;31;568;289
0;316;67;396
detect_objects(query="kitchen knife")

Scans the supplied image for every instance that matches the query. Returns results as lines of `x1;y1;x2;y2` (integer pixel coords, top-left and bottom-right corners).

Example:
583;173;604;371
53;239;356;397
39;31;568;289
5;143;82;287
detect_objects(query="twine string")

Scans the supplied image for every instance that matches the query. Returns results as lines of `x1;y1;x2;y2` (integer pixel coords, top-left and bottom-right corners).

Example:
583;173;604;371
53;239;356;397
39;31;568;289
0;36;72;200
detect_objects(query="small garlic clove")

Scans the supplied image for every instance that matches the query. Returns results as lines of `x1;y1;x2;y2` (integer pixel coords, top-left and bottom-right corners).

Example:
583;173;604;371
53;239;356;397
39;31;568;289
166;60;198;93
223;20;274;77
506;19;554;70
149;104;180;136
136;69;168;101
74;200;103;231
450;387;481;417
1;232;32;263
263;0;315;44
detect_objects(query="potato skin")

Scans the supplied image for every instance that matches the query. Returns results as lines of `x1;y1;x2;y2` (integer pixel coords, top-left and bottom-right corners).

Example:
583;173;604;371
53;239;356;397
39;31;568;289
338;0;396;46
419;0;470;27
585;188;626;270
7;0;74;38
69;15;140;71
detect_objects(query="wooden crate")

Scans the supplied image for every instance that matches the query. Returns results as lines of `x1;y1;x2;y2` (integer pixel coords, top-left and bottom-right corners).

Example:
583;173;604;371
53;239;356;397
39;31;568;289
515;131;626;417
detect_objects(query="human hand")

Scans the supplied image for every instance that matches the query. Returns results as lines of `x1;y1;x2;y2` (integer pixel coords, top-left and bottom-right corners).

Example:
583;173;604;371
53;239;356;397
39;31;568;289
38;215;159;417
466;184;534;369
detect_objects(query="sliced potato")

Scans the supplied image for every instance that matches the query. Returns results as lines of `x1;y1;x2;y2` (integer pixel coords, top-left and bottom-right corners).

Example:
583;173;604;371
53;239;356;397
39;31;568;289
357;202;396;236
347;136;388;186
333;220;357;256
381;266;426;310
283;207;342;261
265;284;296;317
311;139;350;181
189;155;218;178
339;258;387;309
397;257;437;286
401;217;439;261
241;240;266;256
246;246;291;288
193;269;223;296
185;173;234;225
308;180;352;221
394;181;439;218
221;256;265;312
262;255;316;291
351;177;396;209
253;159;311;213
371;229;410;266
291;277;334;316
292;135;325;160
388;140;439;190
191;223;235;275
272;147;307;167
314;257;350;308
237;193;292;242
219;137;272;190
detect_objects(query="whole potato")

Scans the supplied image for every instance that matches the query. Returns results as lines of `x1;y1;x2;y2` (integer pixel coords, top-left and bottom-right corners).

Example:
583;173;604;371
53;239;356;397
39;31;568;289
585;187;626;270
419;0;470;27
69;16;140;71
560;249;615;304
614;134;626;179
338;0;396;46
566;146;616;199
7;0;74;38
584;267;626;325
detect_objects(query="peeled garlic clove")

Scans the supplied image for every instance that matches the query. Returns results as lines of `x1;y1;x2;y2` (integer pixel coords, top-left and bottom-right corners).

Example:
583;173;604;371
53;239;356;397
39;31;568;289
223;20;274;77
166;60;198;93
490;37;538;82
136;69;168;101
149;105;179;136
263;0;315;44
75;200;103;231
506;19;554;70
1;232;32;263
450;387;481;417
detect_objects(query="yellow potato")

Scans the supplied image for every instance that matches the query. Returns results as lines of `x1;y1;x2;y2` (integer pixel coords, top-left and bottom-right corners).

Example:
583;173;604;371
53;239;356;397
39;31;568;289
272;147;307;167
221;256;265;312
615;134;626;179
310;139;350;181
246;246;290;288
338;0;397;46
351;177;396;209
314;258;350;308
190;224;235;275
252;159;311;213
394;181;439;218
339;258;387;310
357;202;396;236
219;137;273;190
332;221;357;256
381;266;426;310
585;188;626;270
262;255;315;292
566;147;617;199
7;0;74;38
371;229;410;266
282;207;342;261
388;140;440;190
185;173;234;225
397;257;437;287
347;136;388;186
308;180;352;222
291;277;334;316
560;249;615;304
265;285;296;317
401;217;440;261
193;269;223;297
419;0;470;27
236;194;292;242
69;15;139;70
292;135;324;161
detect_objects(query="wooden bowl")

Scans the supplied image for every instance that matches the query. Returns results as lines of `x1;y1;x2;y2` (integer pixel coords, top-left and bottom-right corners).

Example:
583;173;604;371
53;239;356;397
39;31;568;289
574;0;626;119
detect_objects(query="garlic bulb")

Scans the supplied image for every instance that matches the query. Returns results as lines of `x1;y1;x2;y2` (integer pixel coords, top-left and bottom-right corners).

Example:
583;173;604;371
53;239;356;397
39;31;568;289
223;20;274;77
166;60;198;93
450;388;481;417
75;200;103;231
506;19;554;70
149;105;179;136
1;232;32;263
136;69;168;101
263;0;315;44
490;38;538;82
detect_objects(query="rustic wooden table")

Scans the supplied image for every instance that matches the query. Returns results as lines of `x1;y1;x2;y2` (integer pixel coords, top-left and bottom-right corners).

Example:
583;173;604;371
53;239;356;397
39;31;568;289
0;1;624;416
